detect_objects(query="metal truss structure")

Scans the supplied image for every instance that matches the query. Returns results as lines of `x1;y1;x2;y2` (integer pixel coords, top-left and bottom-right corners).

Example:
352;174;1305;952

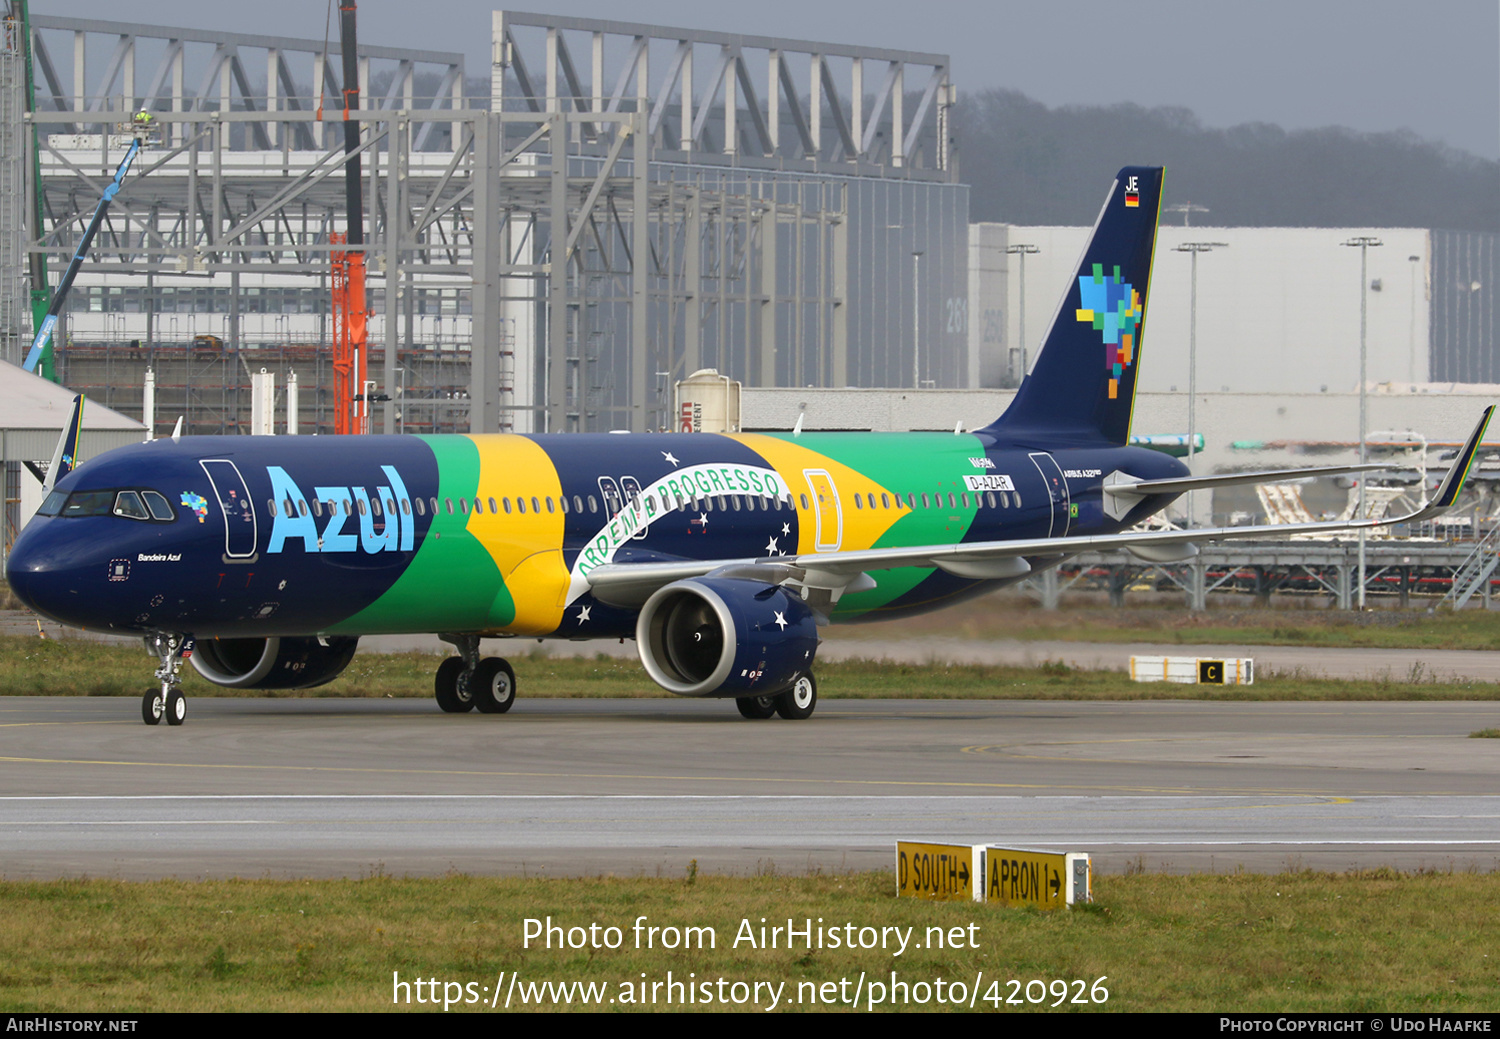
1020;539;1491;611
0;11;23;367
16;11;967;437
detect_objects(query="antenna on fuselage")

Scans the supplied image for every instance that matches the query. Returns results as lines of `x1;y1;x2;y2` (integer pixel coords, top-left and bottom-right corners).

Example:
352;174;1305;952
170;417;183;442
792;412;804;438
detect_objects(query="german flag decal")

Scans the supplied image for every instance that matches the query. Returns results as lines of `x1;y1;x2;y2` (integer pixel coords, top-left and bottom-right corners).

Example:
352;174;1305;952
1124;173;1140;207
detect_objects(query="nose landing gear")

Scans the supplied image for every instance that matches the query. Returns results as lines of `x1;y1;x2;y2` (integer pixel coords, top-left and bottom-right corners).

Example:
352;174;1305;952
143;633;189;726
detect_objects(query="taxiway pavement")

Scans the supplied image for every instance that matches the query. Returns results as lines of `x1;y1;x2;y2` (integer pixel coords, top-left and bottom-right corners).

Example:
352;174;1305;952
2;696;1496;879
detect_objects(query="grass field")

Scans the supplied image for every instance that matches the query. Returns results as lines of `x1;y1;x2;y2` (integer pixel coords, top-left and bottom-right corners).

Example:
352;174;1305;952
0;869;1495;1013
840;592;1500;652
0;633;1496;701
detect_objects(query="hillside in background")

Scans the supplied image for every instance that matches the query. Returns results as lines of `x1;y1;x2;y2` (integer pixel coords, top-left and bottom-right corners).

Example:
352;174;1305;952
954;88;1500;232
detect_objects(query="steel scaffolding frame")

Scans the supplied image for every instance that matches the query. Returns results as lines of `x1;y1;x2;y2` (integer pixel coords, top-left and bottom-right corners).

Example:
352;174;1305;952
17;13;964;435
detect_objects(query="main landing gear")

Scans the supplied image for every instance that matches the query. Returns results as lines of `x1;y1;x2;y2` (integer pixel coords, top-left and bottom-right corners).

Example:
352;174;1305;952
435;634;516;714
142;633;188;726
735;672;816;721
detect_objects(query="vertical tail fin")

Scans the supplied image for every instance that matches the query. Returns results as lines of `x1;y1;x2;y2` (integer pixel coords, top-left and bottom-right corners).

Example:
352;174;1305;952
982;166;1164;446
39;394;86;492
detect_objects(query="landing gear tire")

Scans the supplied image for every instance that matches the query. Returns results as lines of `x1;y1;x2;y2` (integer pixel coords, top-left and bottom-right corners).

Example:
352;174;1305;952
473;657;516;714
165;689;186;726
736;694;778;719
142;690;164;725
775;673;817;720
434;656;474;713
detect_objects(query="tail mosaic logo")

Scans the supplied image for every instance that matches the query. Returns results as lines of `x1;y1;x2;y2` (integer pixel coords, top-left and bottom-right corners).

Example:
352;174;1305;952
1075;263;1142;400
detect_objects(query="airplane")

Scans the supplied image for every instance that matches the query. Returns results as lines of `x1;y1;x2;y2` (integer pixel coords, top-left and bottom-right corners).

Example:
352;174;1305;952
6;166;1491;726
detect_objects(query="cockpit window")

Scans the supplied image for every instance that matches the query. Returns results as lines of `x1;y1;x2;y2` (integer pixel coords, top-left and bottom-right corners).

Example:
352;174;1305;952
142;491;175;521
61;491;115;517
113;491;150;520
55;488;178;522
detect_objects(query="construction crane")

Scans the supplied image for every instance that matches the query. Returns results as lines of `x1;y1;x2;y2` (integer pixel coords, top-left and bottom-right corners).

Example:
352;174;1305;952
22;113;156;377
329;0;369;435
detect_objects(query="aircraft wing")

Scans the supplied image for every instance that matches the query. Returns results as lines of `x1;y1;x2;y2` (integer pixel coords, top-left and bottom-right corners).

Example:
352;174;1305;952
586;407;1492;608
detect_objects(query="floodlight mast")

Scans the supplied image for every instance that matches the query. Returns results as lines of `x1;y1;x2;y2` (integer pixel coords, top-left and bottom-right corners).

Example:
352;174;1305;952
1343;235;1384;609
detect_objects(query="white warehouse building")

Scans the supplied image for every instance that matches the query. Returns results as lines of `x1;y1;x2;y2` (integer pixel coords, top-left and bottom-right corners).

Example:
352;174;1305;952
969;223;1432;395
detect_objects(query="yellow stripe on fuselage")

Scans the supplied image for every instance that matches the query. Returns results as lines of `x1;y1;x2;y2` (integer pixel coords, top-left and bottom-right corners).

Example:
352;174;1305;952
730;434;903;553
466;434;567;635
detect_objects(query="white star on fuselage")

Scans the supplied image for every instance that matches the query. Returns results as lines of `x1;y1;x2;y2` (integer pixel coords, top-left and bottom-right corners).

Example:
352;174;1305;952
697;513;710;529
773;611;788;630
577;605;591;623
662;451;680;467
765;536;778;554
781;523;790;536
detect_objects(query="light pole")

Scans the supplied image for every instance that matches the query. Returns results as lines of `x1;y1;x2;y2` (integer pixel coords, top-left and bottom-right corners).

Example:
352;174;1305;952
1176;241;1227;526
1343;235;1384;608
912;250;924;389
1006;243;1039;385
1408;255;1421;385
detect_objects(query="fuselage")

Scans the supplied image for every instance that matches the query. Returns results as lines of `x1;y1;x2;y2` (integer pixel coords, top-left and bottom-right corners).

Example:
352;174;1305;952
7;430;1186;640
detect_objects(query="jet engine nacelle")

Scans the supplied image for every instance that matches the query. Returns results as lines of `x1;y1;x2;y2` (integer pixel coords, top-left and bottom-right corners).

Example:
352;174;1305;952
636;577;819;697
189;636;359;690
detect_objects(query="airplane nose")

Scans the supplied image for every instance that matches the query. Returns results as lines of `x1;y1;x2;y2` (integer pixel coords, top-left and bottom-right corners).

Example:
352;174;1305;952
5;520;100;627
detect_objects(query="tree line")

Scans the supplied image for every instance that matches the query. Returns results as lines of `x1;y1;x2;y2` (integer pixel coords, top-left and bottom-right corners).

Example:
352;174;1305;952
953;88;1499;232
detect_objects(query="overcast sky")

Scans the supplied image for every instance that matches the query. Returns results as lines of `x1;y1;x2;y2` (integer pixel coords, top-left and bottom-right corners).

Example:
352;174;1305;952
39;0;1500;160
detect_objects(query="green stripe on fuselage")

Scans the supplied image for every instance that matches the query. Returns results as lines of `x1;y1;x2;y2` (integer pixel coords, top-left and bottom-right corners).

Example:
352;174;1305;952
327;435;515;634
757;431;984;619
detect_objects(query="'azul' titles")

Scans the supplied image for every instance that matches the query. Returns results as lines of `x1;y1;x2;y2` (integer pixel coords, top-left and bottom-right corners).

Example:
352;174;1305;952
266;465;415;554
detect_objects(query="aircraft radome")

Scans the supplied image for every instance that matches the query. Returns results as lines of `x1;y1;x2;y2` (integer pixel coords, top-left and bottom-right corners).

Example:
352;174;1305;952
7;167;1491;725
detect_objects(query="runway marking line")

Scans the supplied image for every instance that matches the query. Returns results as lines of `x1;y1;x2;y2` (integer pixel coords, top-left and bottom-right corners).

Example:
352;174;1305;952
0;753;1391;796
